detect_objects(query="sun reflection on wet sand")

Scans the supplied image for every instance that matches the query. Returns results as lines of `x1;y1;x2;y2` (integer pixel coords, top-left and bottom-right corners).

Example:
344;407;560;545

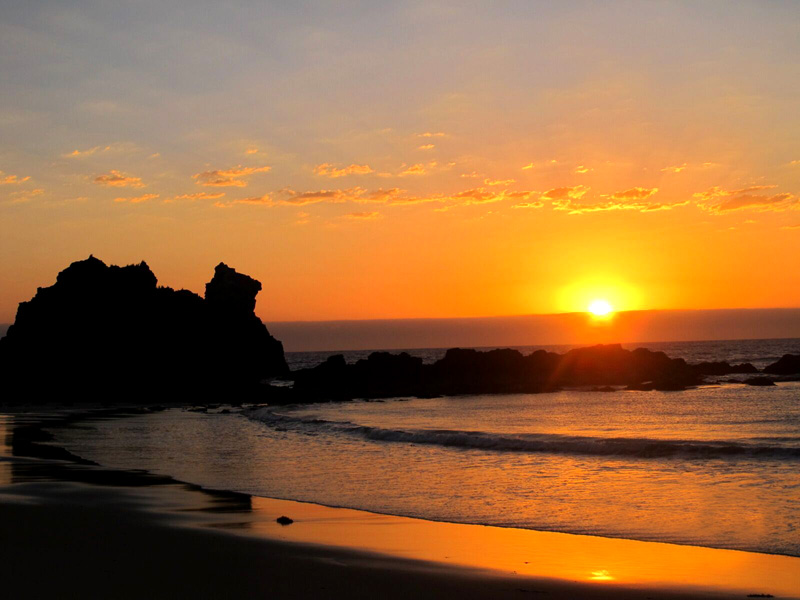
241;496;800;598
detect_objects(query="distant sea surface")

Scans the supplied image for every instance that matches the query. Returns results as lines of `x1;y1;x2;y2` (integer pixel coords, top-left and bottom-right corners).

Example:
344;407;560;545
57;338;800;557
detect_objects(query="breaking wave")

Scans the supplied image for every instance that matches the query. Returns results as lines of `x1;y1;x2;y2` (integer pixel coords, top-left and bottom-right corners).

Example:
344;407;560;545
246;407;800;460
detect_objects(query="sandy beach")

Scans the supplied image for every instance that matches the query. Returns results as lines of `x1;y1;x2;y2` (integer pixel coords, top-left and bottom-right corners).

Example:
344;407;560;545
1;409;798;599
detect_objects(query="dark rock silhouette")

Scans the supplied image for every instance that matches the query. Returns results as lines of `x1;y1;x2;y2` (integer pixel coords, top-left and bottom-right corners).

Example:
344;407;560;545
290;343;708;401
763;354;800;375
691;361;758;376
0;256;287;400
276;516;294;525
741;377;777;387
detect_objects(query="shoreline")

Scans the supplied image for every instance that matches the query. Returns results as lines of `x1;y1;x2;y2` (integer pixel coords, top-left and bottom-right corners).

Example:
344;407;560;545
2;408;799;598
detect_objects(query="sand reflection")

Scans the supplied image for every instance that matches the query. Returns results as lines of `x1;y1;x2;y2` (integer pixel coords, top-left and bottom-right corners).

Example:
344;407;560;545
244;496;800;598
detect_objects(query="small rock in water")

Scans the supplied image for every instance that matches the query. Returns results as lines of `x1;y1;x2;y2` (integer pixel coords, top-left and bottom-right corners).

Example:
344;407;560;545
276;516;294;526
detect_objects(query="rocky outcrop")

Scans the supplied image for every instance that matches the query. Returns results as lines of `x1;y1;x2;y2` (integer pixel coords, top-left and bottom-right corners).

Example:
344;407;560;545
291;343;707;401
691;361;758;376
0;256;287;399
763;354;800;375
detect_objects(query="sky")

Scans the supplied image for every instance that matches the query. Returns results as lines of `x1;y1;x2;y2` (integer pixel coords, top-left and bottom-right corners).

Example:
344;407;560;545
1;1;799;324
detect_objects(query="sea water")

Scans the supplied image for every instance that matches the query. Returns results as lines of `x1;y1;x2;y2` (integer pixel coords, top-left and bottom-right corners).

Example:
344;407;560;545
55;339;800;557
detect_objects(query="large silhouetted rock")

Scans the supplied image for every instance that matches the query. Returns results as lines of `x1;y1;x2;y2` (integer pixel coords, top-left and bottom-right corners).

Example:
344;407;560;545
763;354;800;375
0;256;287;400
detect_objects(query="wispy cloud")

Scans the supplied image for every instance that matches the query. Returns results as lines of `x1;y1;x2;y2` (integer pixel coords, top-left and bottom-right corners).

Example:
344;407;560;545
114;193;159;203
574;165;592;174
606;187;659;201
169;191;225;202
433;188;541;210
94;170;144;188
2;188;43;204
63;142;139;158
541;185;590;203
399;164;427;176
193;165;271;187
522;159;558;170
694;185;798;214
418;144;435;150
549;186;681;214
0;172;31;185
343;211;382;220
313;163;374;178
417;132;446;138
484;178;515;186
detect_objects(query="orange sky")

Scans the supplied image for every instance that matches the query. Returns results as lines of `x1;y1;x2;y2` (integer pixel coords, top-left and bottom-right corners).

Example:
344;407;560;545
1;2;798;323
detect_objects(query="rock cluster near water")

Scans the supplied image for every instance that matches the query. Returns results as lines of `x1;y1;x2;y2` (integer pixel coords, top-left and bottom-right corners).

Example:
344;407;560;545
2;255;798;404
0;256;287;398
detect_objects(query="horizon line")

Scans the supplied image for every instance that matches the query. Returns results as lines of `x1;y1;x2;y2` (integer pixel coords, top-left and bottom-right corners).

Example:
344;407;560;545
263;306;800;325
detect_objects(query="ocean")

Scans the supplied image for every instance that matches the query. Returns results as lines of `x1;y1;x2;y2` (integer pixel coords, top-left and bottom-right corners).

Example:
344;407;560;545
54;338;800;557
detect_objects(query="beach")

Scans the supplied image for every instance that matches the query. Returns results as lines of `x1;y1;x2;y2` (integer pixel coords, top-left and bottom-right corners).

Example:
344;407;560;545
1;408;798;599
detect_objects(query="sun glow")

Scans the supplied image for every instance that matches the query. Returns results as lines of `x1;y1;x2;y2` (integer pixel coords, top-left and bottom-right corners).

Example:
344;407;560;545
588;299;613;317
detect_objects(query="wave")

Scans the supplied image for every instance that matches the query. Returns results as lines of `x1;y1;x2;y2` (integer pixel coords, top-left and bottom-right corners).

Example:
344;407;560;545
246;408;800;460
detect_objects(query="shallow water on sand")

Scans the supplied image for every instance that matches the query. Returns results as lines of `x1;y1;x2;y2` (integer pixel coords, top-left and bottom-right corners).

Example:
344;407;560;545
57;381;800;557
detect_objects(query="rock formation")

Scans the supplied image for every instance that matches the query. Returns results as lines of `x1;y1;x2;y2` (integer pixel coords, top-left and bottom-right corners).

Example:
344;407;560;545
0;256;287;400
291;343;710;401
763;354;800;375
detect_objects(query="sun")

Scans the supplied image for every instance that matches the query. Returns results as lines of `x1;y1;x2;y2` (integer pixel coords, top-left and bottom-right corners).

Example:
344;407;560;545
588;299;613;317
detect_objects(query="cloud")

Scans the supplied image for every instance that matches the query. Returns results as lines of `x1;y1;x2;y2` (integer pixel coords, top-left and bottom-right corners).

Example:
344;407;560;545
790;160;800;166
418;132;446;138
281;189;352;206
399;163;428;176
418;144;435;150
246;148;260;155
343;211;382;220
170;191;226;202
193;165;271;187
781;223;800;230
3;188;44;204
216;187;402;208
94;170;144;188
114;193;159;203
295;211;311;225
358;188;404;203
540;185;590;203
0;172;31;185
65;146;110;158
661;163;687;173
215;185;540;211
313;163;374;178
574;165;592;174
484;178;515;186
694;185;798;214
461;171;480;178
606;187;659;201
550;186;681;214
63;142;139;158
432;188;542;210
522;159;558;171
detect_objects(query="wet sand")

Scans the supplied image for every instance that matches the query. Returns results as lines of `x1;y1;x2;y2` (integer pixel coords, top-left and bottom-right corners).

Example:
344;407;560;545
1;409;798;599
